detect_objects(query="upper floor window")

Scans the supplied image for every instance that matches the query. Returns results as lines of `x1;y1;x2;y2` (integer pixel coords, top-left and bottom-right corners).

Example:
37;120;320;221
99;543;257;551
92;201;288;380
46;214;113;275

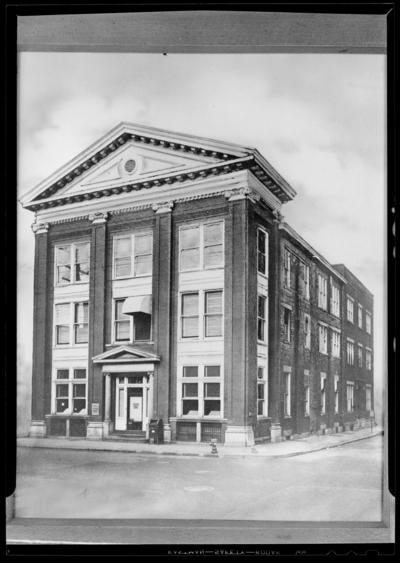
258;295;267;342
257;367;267;417
347;296;354;323
55;302;89;346
366;349;372;370
358;344;363;367
181;290;223;339
53;368;87;415
257;228;268;276
347;340;354;365
347;382;354;412
55;242;90;285
283;248;291;288
304;314;311;349
358;304;363;329
334;376;339;413
304;385;310;416
331;330;341;358
283;307;291;342
114;233;152;278
366;312;372;334
366;385;372;411
321;374;326;414
319;324;328;354
318;274;328;310
331;284;340;317
204;291;223;337
299;261;310;300
180;222;223;271
114;298;152;343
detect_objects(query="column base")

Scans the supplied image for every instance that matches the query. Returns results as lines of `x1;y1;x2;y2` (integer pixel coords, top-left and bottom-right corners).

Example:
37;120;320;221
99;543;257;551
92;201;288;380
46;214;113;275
102;420;112;437
29;420;47;438
86;421;104;440
224;426;255;447
163;423;172;443
270;423;282;443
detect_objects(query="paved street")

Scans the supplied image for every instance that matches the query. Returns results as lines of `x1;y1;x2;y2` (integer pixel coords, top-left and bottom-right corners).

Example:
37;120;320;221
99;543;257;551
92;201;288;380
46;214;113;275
14;434;383;522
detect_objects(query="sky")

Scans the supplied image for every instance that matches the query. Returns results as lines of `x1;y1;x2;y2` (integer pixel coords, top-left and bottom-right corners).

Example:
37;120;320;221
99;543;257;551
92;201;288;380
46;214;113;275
17;53;386;434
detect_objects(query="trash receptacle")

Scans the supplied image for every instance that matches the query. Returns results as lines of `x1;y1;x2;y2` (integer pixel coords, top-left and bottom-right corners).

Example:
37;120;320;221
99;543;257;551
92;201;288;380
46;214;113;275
149;419;164;444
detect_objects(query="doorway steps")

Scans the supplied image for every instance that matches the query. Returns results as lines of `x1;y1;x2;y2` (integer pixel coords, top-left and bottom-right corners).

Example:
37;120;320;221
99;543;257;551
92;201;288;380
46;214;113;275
107;430;148;443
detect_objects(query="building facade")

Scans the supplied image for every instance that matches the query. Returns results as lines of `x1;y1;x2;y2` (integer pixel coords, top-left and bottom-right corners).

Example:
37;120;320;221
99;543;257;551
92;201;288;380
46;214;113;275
20;123;374;446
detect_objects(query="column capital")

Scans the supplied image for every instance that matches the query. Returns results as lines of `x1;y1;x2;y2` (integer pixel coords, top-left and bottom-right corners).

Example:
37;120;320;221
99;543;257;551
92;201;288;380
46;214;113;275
31;222;49;234
225;186;260;203
152;201;174;214
272;209;285;225
89;211;109;224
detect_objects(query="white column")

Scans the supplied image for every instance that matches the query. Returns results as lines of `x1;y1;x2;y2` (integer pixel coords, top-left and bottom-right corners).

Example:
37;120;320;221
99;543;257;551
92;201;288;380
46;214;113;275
103;373;112;437
148;372;154;421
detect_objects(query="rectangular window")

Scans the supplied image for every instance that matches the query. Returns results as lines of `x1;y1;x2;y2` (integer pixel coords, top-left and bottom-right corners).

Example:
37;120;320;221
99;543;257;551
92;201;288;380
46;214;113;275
258;295;266;342
257;367;267;417
318;274;328;310
284;373;291;416
204;291;223;337
366;386;372;411
283;308;291;342
180;365;222;418
55;303;70;345
114;233;152;278
366;312;372;334
347;383;354;412
321;374;326;414
115;300;131;342
301;262;310;300
54;368;87;415
347;341;354;365
334;376;339;414
74;302;89;344
55;302;89;346
319;325;328;354
358;305;363;329
331;284;340;317
55;242;90;285
257;229;268;276
304;314;311;349
358;345;363;367
366;349;372;370
347;297;354;323
331;330;341;358
180;222;223;271
304;385;310;416
283;249;291;288
181;293;199;338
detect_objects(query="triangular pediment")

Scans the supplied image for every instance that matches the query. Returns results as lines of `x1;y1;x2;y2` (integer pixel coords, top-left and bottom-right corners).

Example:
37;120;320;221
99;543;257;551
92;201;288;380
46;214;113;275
93;345;161;364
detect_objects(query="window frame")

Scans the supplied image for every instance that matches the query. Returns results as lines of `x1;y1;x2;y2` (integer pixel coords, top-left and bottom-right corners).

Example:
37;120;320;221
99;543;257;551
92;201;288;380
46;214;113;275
304;385;310;416
347;296;354;323
113;297;152;344
54;242;90;286
318;324;328;354
334;376;339;414
318;274;328;310
331;329;341;358
52;367;88;416
257;294;267;343
113;231;153;280
366;385;372;411
180;290;224;341
321;374;327;415
284;372;291;417
358;304;363;329
304;314;311;349
366;348;372;370
357;344;363;367
347;340;355;365
331;282;341;317
347;382;354;412
54;301;89;347
257;228;269;277
366;311;372;334
179;364;223;418
179;221;224;272
283;248;291;288
283;307;291;343
257;366;268;417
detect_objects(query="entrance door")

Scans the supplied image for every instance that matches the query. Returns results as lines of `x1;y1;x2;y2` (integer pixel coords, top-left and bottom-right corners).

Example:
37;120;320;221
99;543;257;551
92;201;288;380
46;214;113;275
127;388;143;430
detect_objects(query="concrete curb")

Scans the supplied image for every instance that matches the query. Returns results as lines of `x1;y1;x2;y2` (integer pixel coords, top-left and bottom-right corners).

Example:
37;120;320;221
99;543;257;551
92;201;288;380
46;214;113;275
16;430;382;460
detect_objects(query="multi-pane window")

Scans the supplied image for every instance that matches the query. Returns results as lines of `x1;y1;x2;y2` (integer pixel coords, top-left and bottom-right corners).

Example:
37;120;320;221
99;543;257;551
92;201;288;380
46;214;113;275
358;304;363;329
318;274;328;310
283;308;291;342
181;365;222;417
331;284;340;317
347;382;354;412
258;295;267;342
366;349;372;370
114;299;151;342
366;312;372;334
257;228;268;276
55;302;89;345
300;262;310;300
304;314;311;349
347;340;354;365
180;222;223;271
55;243;90;285
334;376;339;414
331;330;341;358
321;374;326;414
358;344;363;367
54;368;87;415
366;385;372;412
347;297;354;323
257;367;267;417
284;373;291;416
304;386;310;416
283;248;291;288
319;325;328;354
113;233;152;278
181;291;223;339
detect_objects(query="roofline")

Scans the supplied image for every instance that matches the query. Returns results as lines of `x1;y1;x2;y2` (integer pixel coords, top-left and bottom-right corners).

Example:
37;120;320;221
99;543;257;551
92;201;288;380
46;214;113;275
332;263;374;299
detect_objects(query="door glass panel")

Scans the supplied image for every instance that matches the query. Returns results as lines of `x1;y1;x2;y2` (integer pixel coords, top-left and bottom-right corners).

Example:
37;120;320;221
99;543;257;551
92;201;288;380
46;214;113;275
118;389;125;418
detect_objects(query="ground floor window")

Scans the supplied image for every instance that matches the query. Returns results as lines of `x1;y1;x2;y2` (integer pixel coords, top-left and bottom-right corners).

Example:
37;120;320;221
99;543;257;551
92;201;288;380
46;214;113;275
304;385;310;416
321;374;326;414
284;373;291;416
180;365;222;417
257;366;268;416
366;385;372;412
53;368;87;415
334;376;339;414
347;382;354;412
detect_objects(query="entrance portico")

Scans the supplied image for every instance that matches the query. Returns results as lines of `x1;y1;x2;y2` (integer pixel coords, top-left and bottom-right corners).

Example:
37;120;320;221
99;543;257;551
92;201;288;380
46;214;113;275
92;346;160;438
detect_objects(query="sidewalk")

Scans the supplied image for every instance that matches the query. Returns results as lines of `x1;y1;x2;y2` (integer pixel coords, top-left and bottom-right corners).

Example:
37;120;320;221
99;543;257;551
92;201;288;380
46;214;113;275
17;425;383;459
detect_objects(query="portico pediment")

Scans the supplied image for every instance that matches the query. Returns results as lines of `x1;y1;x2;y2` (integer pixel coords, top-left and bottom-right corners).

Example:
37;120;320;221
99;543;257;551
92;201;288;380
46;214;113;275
92;345;161;364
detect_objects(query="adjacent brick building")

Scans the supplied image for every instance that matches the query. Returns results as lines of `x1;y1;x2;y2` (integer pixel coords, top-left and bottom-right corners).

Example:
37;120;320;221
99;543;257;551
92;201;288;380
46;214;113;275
20;123;375;446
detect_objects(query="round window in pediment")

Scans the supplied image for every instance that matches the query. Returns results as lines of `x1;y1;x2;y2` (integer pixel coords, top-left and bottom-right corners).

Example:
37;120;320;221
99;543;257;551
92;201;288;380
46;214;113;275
124;159;137;174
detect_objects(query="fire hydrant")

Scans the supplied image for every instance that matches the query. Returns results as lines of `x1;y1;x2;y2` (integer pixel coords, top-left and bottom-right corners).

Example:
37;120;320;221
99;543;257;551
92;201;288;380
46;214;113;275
210;439;218;455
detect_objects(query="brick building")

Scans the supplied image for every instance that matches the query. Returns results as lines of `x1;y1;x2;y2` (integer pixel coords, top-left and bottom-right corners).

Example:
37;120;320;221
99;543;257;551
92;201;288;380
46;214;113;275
19;123;375;446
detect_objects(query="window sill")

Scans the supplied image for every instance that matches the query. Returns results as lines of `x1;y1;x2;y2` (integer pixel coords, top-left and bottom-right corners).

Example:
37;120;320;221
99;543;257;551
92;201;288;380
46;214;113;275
55;282;90;288
112;274;152;281
179;266;224;274
46;414;89;418
319;351;328;356
257;416;271;421
53;344;89;349
284;415;292;419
